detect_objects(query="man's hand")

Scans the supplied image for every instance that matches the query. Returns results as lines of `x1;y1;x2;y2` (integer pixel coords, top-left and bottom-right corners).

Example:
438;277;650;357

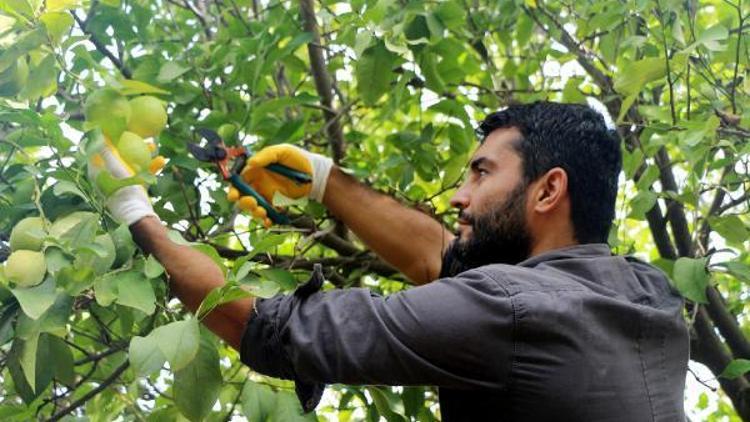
88;138;157;226
227;144;332;225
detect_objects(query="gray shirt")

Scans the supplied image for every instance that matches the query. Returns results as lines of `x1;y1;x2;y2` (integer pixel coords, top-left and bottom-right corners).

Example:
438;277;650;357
240;244;689;421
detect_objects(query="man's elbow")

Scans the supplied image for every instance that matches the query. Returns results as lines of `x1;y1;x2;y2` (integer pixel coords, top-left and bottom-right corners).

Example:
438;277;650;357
405;257;442;285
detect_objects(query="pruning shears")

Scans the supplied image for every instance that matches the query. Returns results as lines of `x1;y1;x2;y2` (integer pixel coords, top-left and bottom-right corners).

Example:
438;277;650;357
187;128;311;225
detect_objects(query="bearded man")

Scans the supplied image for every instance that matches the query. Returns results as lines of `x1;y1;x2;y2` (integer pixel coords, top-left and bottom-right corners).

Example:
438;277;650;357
97;101;689;421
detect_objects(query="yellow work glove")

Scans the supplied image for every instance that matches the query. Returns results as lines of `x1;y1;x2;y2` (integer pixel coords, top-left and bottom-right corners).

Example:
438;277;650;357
227;144;333;226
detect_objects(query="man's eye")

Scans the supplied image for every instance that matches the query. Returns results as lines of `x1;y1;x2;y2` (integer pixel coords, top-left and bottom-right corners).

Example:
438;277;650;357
478;169;489;177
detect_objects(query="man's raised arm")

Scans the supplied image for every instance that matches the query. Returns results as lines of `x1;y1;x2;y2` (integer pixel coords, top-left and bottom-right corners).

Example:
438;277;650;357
232;145;454;285
323;167;452;284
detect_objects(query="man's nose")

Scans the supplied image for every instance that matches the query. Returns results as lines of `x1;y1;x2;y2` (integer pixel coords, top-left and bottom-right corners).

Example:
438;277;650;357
449;182;470;210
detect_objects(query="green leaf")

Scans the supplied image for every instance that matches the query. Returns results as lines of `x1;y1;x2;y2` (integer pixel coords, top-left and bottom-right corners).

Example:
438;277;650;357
39;11;73;44
695;25;728;50
0;26;47;72
113;271;156;314
617;94;638;124
356;40;398;105
16;332;54;395
628;190;657;220
94;272;119;307
613;57;666;96
101;270;156;314
157;62;191;83
95;171;149;197
173;332;222;422
272;191;309;207
12;277;57;320
52;180;86;200
154;318;200;371
368;387;408;422
0;0;35;17
724;261;750;282
419;52;446;93
118;79;169;96
48;335;75;386
270;391;317;421
196;283;252;320
247;233;287;259
258;268;297;290
16;294;72;339
20;53;58;99
241;276;281;298
57;263;94;296
709;216;749;244
129;334;166;376
434;1;465;31
47;0;80;12
672;257;709;303
720;359;750;379
241;381;276;421
144;255;165;279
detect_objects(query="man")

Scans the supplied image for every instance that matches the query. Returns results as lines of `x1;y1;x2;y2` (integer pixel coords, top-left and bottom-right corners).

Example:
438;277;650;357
93;101;689;421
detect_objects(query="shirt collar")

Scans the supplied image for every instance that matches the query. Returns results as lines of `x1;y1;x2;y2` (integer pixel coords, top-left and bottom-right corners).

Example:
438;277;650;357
517;243;613;268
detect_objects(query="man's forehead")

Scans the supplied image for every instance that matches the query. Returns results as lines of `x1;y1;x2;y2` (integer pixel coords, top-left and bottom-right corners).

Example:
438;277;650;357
471;127;523;163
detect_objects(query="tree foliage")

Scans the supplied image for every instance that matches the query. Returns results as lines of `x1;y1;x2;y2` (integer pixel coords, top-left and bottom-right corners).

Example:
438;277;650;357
0;0;749;420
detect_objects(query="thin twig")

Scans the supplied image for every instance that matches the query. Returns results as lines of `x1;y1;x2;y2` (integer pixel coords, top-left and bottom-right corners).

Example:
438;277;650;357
49;361;130;421
70;11;132;79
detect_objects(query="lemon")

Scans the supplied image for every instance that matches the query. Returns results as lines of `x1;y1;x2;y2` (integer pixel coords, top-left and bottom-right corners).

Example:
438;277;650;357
84;88;132;140
127;96;168;138
117;131;152;173
9;216;46;251
5;250;47;288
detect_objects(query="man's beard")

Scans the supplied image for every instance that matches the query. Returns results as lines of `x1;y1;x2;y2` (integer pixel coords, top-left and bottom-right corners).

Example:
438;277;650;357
440;183;533;278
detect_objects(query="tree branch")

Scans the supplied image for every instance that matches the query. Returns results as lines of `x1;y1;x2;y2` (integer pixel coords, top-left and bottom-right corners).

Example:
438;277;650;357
691;307;750;419
71;11;132;79
298;0;346;164
525;4;613;93
705;286;750;360
48;361;129;421
211;243;398;279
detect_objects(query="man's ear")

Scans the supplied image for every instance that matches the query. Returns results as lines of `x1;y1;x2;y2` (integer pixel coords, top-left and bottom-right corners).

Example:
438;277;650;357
531;167;568;213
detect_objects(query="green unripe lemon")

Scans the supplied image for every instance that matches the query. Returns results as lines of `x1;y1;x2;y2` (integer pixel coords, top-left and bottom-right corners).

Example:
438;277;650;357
9;216;46;251
5;250;47;288
84;88;132;140
117;131;152;173
127;96;168;138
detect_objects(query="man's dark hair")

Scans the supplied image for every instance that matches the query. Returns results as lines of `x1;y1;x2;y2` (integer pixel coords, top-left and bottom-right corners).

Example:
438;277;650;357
476;101;622;244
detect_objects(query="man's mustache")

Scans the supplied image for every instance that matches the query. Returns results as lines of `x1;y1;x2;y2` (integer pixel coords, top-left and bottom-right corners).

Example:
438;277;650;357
458;209;474;225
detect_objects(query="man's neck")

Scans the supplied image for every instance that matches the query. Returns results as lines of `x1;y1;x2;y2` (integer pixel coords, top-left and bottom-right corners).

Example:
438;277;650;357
530;236;578;258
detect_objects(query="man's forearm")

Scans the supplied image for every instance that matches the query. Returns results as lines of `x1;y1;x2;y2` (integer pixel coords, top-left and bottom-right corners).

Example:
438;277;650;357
130;216;253;350
323;168;454;284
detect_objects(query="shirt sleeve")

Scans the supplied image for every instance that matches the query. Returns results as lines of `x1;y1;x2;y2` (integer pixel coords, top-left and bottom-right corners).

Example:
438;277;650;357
239;268;515;392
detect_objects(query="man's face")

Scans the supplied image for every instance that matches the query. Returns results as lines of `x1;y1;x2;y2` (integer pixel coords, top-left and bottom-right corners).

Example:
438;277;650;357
441;127;533;277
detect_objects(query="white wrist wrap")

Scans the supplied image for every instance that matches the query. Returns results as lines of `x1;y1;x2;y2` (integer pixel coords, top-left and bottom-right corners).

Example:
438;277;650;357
107;185;156;226
302;150;333;202
97;143;157;226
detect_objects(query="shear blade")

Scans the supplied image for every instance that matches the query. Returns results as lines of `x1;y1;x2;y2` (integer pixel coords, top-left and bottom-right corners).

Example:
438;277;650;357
197;127;222;144
187;142;214;162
